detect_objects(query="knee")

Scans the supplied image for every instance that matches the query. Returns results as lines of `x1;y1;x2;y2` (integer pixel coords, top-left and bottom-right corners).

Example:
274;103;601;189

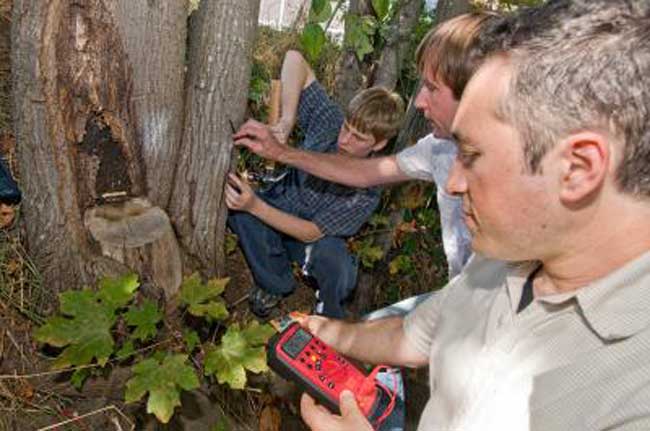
309;238;357;275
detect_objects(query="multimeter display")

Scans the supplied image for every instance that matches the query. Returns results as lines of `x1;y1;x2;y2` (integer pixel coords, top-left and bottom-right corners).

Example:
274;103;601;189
281;328;312;358
267;322;390;421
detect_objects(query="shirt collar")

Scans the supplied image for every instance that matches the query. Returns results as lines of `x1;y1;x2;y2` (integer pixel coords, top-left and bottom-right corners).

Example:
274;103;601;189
573;250;650;341
505;251;650;341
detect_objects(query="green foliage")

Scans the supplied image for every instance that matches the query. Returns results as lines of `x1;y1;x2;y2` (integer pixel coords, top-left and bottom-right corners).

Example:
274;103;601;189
125;354;200;424
389;254;414;276
224;232;238;255
125;300;162;342
183;329;200;353
180;273;229;321
309;0;332;23
371;0;391;21
343;14;378;61
300;23;328;64
204;321;275;389
353;238;384;269
34;273;138;369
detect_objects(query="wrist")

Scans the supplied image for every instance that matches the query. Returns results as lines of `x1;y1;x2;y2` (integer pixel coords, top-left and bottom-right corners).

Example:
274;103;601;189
248;196;266;216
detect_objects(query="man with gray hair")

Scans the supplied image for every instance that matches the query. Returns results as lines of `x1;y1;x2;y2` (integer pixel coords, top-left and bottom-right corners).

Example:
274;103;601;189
298;1;650;429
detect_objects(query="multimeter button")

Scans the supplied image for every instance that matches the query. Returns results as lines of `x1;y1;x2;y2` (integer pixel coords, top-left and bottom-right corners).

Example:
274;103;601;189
310;355;318;362
300;358;305;363
319;375;326;381
328;383;335;389
307;364;313;369
315;364;321;371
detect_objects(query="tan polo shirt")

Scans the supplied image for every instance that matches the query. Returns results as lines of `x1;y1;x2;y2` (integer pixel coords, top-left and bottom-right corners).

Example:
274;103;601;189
404;252;650;430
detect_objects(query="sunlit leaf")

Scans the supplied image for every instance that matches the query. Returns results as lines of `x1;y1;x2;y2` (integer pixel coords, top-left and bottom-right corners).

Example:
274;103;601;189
371;0;390;21
300;23;327;63
36;294;116;369
97;273;140;311
125;354;199;423
204;322;273;389
310;0;332;23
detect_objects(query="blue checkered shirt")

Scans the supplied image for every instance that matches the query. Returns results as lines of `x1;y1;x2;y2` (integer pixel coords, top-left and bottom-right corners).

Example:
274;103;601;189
260;81;381;237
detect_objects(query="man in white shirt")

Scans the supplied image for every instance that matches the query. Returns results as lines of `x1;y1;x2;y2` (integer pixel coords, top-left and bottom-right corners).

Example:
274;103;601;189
234;12;500;279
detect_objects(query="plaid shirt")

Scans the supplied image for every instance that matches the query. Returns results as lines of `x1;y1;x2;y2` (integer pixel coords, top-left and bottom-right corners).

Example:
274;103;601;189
260;81;381;237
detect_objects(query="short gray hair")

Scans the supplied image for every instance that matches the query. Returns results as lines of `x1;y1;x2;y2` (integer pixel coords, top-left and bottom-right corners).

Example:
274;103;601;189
482;0;650;197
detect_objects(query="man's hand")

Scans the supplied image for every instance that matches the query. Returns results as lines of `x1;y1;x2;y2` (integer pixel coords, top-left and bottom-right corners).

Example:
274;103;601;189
233;119;290;162
224;173;259;213
301;391;374;431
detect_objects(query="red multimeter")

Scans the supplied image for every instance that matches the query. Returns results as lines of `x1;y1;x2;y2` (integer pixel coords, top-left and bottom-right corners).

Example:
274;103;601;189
267;322;395;425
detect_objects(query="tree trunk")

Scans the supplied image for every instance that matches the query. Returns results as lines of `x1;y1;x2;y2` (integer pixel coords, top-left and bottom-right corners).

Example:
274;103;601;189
433;0;473;25
373;0;423;90
13;0;260;301
168;0;260;277
333;0;371;106
11;0;187;306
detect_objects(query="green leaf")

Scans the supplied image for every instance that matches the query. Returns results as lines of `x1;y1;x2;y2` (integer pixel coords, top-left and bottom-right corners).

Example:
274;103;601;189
300;23;327;63
125;354;199;424
180;274;230;322
371;0;390;21
97;273;139;311
125;300;162;342
389;255;414;276
204;322;271;389
353;238;384;269
309;0;332;23
224;232;238;255
211;419;229;431
116;340;135;361
344;14;377;61
183;330;200;353
241;321;275;346
71;368;91;390
35;289;120;369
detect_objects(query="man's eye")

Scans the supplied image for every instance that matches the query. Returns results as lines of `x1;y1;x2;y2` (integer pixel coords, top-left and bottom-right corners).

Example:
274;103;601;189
459;151;479;166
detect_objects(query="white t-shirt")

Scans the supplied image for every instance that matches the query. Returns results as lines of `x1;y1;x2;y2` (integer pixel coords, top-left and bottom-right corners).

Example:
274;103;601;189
396;134;472;278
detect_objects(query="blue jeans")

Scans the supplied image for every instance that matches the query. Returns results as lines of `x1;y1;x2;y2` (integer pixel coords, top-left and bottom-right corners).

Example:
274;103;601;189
227;211;358;318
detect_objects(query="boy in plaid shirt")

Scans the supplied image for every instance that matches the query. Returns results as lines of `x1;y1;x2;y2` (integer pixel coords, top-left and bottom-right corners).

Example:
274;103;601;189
227;50;404;318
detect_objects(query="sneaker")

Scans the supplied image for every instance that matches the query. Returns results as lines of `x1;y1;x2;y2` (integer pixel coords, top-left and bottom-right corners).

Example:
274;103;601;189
313;290;324;315
249;286;283;318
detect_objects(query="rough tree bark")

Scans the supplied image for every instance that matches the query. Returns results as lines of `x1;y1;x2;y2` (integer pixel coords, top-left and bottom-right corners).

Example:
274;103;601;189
333;0;371;106
168;0;260;277
11;0;259;305
373;0;423;89
433;0;474;25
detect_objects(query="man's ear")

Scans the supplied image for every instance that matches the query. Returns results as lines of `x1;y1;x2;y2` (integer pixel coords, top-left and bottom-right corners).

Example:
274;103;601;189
371;138;389;153
557;131;610;205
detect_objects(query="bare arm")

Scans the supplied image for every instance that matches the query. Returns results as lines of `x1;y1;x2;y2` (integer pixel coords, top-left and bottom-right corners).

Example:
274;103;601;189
225;173;323;243
270;50;316;144
234;120;410;188
300;315;428;368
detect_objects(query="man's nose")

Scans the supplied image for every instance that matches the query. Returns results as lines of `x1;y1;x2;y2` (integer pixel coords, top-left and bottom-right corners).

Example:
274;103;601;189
414;86;427;111
446;157;468;196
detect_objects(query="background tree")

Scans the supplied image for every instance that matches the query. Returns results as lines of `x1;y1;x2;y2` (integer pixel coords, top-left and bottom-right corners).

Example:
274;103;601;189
11;0;259;306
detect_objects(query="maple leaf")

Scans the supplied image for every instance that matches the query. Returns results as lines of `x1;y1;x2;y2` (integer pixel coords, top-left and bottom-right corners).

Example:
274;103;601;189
125;354;199;423
125;300;162;342
34;274;139;369
35;291;116;369
204;322;275;389
97;273;140;311
180;273;229;321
